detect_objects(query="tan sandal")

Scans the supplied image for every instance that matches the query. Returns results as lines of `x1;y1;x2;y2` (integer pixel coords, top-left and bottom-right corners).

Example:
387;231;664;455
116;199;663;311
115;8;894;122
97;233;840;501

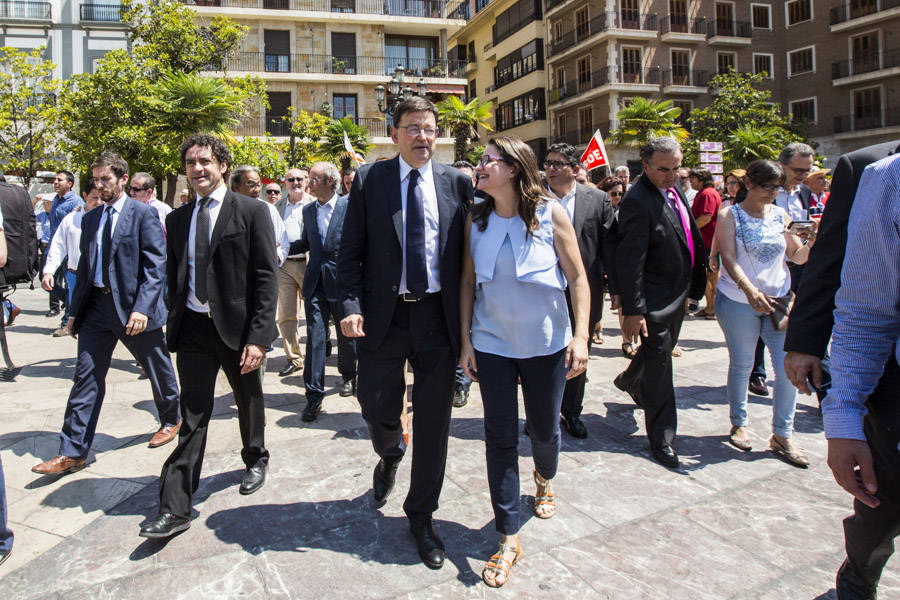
533;470;556;519
482;539;523;588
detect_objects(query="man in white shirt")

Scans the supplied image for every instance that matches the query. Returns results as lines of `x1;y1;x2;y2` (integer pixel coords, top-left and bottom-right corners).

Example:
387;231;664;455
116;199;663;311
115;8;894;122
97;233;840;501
774;142;815;223
231;165;289;265
129;173;172;237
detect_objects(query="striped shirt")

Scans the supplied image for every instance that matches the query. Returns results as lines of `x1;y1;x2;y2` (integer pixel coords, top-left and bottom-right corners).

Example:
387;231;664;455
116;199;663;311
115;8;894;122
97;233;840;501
822;153;900;440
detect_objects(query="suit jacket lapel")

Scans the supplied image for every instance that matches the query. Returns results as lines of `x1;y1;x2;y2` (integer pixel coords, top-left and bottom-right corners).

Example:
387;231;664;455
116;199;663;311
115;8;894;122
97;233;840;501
109;196;133;257
324;197;347;250
433;163;454;259
573;184;589;238
85;208;101;275
305;202;324;251
209;191;235;256
655;183;688;249
388;157;403;247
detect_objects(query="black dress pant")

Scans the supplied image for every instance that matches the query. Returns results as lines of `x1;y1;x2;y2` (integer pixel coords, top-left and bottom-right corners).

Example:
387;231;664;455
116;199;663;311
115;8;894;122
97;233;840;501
356;294;455;524
618;310;685;448
303;284;357;400
158;310;269;519
838;356;900;597
561;288;598;418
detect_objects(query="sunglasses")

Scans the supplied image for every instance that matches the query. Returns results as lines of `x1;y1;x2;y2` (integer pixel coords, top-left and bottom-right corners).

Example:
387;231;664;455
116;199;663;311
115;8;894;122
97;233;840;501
285;177;305;183
265;189;281;195
543;160;571;170
128;186;149;193
609;191;623;197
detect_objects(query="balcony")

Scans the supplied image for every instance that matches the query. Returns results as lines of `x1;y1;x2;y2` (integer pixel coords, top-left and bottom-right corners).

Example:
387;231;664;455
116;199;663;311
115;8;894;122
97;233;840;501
663;69;710;93
832;48;900;84
706;19;752;45
358;117;390;137
548;12;658;58
0;1;51;21
80;3;124;24
659;16;707;42
544;0;567;14
833;106;900;134
549;66;661;105
182;0;453;19
496;109;545;132
830;0;900;30
446;0;468;19
222;52;466;79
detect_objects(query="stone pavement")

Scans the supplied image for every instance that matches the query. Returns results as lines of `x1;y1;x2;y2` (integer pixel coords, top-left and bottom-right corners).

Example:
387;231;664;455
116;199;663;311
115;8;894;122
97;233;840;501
0;287;896;599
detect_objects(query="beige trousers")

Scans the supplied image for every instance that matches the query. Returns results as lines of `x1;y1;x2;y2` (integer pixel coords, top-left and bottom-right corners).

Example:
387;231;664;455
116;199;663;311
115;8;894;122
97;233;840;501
277;258;306;365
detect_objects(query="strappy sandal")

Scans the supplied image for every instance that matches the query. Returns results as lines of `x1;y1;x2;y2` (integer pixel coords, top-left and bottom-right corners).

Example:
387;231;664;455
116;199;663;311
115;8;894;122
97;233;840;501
621;342;637;358
592;328;604;345
482;539;523;588
533;470;556;519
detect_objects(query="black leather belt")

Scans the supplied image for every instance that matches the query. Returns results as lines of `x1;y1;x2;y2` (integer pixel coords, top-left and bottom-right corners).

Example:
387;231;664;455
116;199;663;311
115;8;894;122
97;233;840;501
93;286;111;295
286;256;306;261
400;292;439;303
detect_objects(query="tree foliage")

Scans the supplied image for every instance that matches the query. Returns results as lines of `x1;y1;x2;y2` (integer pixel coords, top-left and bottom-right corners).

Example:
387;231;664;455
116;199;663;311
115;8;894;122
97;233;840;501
281;107;330;168
437;95;493;163
608;97;689;147
230;136;287;181
0;47;62;186
321;117;374;170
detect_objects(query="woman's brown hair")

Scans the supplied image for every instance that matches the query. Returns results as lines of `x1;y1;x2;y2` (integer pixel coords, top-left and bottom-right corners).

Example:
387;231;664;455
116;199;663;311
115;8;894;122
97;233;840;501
472;136;547;235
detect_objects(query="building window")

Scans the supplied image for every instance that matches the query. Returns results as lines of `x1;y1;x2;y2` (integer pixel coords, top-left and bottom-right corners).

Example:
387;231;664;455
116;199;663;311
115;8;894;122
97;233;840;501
751;4;771;29
331;32;357;73
621;0;640;28
493;0;541;46
788;46;814;76
467;41;475;62
851;32;880;72
715;2;735;36
264;30;291;73
850;0;878;20
266;91;291;136
717;52;736;74
468;80;476;100
671;49;690;85
555;66;566;89
753;53;773;78
672;100;692;129
333;94;357;121
853;87;882;129
494;40;544;89
669;0;688;32
554;20;563;41
621;47;642;82
575;7;589;38
386;36;438;76
789;98;816;123
496;88;546;131
557;114;567;136
577;56;591;90
579;106;593;136
786;0;811;26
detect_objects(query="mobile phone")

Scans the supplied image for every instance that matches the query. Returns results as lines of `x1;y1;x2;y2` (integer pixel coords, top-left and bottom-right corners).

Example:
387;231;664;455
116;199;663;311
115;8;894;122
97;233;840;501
788;220;814;233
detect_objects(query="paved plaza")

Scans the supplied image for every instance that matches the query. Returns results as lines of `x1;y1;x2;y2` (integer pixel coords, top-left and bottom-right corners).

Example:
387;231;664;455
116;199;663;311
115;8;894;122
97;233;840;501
0;286;897;599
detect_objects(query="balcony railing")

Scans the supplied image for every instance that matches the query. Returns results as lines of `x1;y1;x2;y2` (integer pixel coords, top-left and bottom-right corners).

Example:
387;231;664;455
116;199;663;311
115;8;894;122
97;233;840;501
549;66;660;104
832;48;900;78
0;1;51;19
833;106;900;133
664;69;710;87
80;3;123;21
446;0;467;19
222;52;466;78
183;0;449;18
706;18;751;38
358;117;390;136
496;109;545;132
830;0;900;25
659;15;706;35
544;0;566;12
548;12;657;57
553;124;610;146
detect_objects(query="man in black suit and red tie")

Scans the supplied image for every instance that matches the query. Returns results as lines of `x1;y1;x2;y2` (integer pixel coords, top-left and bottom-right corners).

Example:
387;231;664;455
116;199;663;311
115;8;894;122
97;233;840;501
612;137;706;469
337;97;473;569
140;133;278;538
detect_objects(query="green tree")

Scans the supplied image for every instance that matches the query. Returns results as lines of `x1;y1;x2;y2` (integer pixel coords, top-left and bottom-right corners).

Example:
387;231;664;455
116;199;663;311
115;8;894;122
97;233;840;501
321;117;374;170
0;47;62;187
608;97;689;147
437;95;493;163
230;135;286;181
467;144;486;166
281;107;330;168
684;71;806;170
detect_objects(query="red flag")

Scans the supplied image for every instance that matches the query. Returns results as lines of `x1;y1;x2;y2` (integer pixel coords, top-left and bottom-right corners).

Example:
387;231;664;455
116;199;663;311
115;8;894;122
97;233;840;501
580;130;610;172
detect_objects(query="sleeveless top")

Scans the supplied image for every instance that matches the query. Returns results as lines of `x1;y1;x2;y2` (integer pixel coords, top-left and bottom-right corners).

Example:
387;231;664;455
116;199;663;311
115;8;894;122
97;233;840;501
717;203;792;303
470;201;572;358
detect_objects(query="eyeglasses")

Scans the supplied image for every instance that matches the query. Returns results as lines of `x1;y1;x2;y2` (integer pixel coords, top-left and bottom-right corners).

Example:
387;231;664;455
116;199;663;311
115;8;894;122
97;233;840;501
477;155;507;168
397;125;439;138
789;167;811;175
543;160;571;170
265;189;282;195
608;191;623;198
757;183;779;192
129;186;149;193
285;177;305;183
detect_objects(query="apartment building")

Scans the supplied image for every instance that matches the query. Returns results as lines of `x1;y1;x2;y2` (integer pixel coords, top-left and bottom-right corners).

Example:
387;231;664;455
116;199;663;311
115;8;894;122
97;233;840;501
188;0;469;160
448;0;550;160
0;1;129;79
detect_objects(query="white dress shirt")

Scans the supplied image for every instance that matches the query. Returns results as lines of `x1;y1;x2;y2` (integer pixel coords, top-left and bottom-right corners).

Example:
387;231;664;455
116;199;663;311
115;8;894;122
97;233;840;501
259;198;289;266
186;184;226;313
398;155;441;294
45;208;85;273
775;186;807;222
147;197;172;236
551;180;577;222
281;196;306;257
316;194;337;240
93;194;127;287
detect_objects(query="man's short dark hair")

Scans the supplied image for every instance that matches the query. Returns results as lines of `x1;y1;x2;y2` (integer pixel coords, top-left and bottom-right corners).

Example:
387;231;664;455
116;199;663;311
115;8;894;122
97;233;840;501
392;96;439;129
688;168;714;188
90;153;128;179
131;172;155;190
452;160;475;171
778;142;815;165
56;169;75;186
82;178;97;196
546;143;580;167
341;167;357;176
180;133;231;171
640;137;682;162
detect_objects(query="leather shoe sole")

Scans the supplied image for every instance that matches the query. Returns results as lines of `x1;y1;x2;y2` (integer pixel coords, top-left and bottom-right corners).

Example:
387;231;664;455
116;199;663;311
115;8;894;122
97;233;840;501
278;363;301;377
373;459;400;503
651;445;680;469
410;525;445;570
139;514;191;539
301;401;322;422
149;421;182;448
31;456;86;476
239;466;267;495
748;376;769;396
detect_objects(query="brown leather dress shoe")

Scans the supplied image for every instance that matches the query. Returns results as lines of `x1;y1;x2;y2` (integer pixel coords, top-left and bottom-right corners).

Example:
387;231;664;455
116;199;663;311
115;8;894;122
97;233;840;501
149;420;182;448
32;455;86;475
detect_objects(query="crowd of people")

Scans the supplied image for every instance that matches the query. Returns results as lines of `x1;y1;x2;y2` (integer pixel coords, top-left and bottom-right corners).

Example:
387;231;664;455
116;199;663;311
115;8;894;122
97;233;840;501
0;96;897;599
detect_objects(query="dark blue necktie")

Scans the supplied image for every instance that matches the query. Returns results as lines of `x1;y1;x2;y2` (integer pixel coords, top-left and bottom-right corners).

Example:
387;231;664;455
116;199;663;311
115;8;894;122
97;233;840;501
195;197;211;303
406;169;427;297
101;205;113;289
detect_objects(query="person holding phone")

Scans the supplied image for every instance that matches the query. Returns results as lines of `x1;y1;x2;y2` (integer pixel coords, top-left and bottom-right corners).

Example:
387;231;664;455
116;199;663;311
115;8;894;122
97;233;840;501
713;160;814;466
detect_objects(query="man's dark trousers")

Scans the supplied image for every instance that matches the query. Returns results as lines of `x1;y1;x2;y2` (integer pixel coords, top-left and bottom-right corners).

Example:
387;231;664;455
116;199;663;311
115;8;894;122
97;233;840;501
59;289;180;458
158;310;269;519
304;283;356;400
561;289;597;418
357;295;455;523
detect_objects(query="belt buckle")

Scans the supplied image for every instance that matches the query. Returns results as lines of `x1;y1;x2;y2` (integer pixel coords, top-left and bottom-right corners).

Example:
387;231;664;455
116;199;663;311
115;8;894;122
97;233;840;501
401;293;420;303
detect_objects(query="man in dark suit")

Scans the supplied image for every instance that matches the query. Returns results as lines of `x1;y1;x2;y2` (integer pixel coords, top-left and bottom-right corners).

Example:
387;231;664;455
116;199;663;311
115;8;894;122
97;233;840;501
287;161;357;422
544;142;614;439
784;140;900;600
612;138;706;469
338;97;472;570
32;152;181;476
139;134;278;538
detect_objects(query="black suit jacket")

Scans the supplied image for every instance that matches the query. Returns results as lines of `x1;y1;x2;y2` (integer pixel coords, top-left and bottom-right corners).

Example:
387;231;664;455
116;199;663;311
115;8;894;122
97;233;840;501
288;195;349;302
164;189;278;352
784;139;900;356
337;156;473;354
568;183;614;328
615;173;706;321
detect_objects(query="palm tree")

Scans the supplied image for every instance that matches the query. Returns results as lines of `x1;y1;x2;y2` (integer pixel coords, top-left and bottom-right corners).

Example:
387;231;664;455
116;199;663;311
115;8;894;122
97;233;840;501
437;95;493;162
608;97;689;147
321;117;374;170
726;124;781;169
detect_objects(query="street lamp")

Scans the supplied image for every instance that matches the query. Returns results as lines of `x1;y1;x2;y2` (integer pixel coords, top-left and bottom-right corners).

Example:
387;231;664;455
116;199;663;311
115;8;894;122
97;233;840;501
376;63;429;126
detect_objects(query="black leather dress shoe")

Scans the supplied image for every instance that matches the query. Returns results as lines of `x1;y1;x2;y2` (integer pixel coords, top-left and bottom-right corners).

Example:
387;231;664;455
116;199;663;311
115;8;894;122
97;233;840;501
139;513;190;538
301;399;322;422
561;414;588;439
279;362;301;377
836;558;877;600
339;378;356;397
372;458;400;502
452;389;468;408
239;465;266;495
614;373;642;407
45;308;60;318
650;444;680;469
410;520;445;570
748;375;769;396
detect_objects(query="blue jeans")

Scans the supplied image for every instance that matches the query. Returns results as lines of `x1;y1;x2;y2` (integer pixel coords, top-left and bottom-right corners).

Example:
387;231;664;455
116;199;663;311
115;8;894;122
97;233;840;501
0;452;13;553
65;270;77;312
716;294;797;438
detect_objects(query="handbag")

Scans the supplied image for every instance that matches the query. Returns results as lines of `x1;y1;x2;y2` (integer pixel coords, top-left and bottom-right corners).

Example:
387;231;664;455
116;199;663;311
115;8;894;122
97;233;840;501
734;206;795;331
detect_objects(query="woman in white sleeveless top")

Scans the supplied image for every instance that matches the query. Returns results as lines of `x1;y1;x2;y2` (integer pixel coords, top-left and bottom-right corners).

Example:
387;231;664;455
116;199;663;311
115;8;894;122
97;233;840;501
715;160;816;466
459;137;590;588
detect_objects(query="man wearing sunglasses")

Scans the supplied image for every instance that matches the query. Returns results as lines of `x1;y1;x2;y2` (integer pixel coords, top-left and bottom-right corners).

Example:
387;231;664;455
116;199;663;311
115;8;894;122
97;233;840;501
544;143;615;439
130;173;171;237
